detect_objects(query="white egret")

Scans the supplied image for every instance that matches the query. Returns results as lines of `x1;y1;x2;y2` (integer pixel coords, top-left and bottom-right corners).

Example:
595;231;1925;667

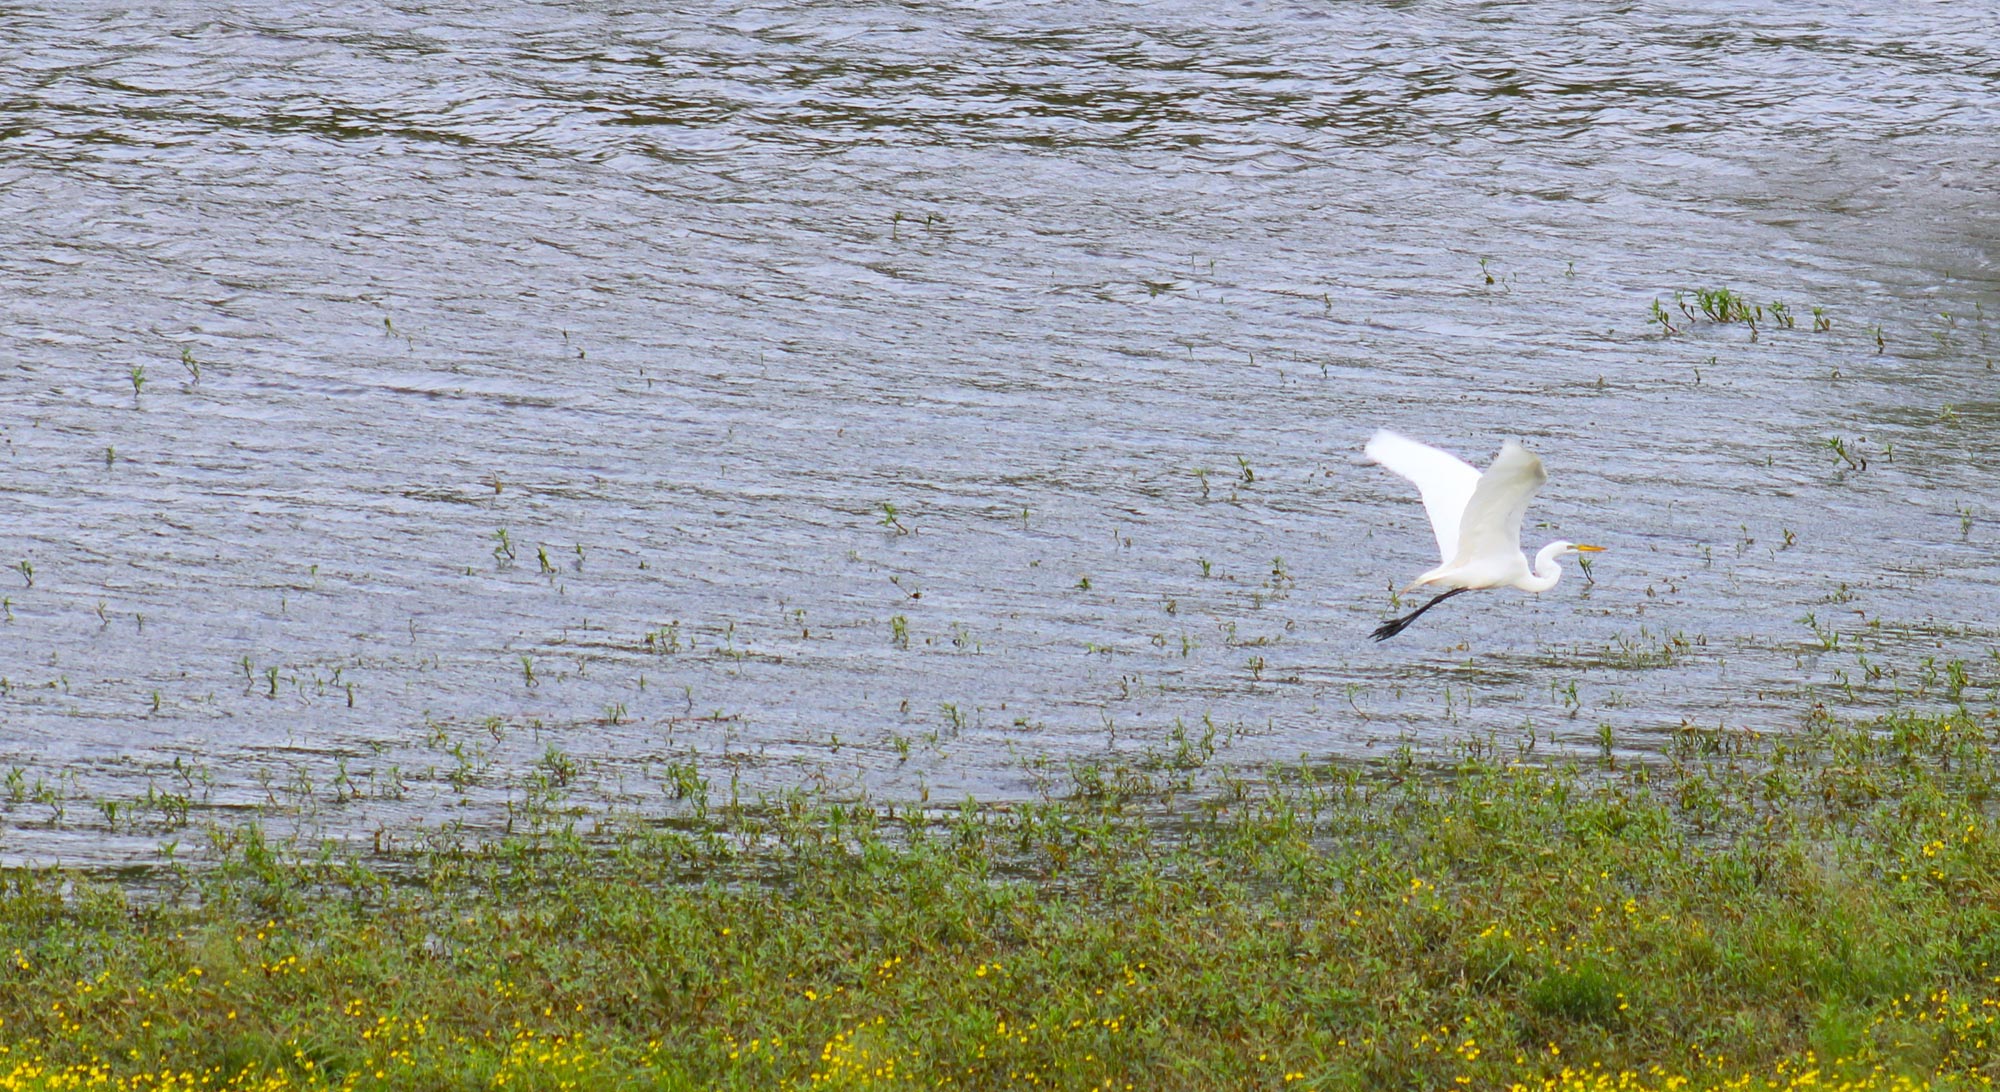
1364;430;1602;641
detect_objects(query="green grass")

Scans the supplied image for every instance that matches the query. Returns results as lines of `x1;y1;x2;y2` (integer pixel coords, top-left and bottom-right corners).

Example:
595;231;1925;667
4;702;2000;1090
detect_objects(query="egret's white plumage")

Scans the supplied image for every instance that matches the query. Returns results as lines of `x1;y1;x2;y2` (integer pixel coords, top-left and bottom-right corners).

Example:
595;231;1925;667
1364;430;1601;640
1361;429;1482;562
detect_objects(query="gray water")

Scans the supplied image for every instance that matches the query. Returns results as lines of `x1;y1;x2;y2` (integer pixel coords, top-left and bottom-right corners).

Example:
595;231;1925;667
3;2;1999;864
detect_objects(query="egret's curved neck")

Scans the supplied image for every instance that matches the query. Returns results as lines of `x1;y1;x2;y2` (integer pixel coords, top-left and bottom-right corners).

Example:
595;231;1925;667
1519;542;1568;593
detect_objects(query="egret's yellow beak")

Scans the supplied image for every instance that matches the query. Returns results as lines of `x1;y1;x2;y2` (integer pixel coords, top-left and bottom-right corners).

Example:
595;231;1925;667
1575;544;1605;552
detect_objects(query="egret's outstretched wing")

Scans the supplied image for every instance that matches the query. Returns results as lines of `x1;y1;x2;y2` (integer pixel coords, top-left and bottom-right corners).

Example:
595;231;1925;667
1450;442;1548;568
1365;430;1481;564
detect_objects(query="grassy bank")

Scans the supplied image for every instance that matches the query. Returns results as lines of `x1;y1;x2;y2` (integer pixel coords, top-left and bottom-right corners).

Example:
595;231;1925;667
4;702;2000;1091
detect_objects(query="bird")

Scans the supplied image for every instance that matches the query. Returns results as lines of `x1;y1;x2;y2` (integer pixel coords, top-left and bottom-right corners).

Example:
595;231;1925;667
1364;430;1602;641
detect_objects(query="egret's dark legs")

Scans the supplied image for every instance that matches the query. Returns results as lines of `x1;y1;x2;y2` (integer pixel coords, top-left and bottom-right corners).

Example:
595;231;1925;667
1371;587;1473;642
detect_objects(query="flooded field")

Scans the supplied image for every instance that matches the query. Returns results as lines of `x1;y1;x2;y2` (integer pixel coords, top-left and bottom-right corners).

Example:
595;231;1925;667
1;1;1996;864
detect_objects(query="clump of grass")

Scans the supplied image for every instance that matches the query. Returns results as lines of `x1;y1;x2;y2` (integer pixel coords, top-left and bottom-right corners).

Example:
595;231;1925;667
1693;286;1758;324
1525;959;1627;1025
1660;288;1839;342
4;705;2000;1090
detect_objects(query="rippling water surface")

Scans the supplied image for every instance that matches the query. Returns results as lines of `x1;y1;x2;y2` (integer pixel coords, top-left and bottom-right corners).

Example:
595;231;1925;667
3;2;1998;862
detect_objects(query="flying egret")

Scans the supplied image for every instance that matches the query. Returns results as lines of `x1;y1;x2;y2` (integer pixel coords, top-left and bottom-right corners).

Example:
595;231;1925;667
1364;430;1602;641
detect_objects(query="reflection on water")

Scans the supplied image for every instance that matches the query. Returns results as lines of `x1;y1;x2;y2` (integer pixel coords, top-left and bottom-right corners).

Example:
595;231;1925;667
1;1;1997;864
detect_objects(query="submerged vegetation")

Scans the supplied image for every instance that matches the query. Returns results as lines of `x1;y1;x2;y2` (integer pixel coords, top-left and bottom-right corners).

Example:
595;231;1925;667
1649;287;1840;339
4;696;2000;1090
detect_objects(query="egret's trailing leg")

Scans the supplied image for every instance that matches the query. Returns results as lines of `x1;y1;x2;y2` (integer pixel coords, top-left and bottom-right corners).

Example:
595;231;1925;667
1371;587;1473;642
